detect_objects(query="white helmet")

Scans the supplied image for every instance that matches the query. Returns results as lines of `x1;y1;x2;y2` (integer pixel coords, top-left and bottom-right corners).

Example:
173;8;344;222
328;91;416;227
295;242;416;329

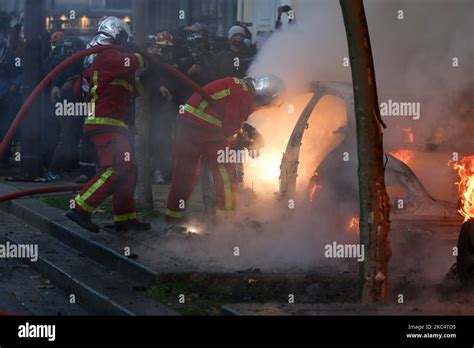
83;16;132;74
95;16;133;45
244;75;285;108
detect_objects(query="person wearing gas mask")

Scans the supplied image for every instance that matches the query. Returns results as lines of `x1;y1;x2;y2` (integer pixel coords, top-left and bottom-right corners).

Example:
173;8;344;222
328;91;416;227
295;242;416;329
215;25;255;80
176;32;217;104
65;16;150;233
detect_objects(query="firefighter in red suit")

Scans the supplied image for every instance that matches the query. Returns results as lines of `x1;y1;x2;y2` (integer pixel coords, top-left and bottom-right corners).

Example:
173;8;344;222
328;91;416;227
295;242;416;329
165;75;284;225
66;16;150;233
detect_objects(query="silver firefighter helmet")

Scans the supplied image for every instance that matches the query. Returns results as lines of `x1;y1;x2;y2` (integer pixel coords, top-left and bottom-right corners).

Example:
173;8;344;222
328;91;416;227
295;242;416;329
95;16;133;45
244;75;285;108
83;16;133;80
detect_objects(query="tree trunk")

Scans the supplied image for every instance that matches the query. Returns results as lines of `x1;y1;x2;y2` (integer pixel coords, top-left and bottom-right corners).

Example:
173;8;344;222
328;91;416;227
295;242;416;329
339;0;391;303
133;0;153;209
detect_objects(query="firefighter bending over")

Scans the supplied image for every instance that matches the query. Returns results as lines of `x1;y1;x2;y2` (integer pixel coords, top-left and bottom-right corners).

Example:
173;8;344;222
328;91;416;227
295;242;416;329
66;16;150;233
165;75;284;226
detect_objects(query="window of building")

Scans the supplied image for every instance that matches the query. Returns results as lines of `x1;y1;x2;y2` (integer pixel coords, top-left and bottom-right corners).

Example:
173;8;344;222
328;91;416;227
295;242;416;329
105;0;132;10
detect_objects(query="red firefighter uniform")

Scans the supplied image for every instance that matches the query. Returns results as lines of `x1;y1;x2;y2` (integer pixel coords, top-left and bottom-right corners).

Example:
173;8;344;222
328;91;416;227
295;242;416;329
166;77;256;222
73;47;144;226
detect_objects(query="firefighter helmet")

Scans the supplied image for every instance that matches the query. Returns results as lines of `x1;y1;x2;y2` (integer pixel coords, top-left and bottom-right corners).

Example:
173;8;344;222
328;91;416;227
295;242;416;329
95;16;133;45
155;31;174;46
245;75;285;108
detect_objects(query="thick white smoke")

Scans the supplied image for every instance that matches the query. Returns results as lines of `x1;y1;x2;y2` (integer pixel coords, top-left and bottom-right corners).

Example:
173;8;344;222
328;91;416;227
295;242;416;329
248;0;350;91
249;0;473;99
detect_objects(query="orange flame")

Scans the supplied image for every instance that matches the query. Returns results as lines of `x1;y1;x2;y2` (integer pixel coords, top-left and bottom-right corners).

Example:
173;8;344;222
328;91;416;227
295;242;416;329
403;127;414;143
390;149;414;164
449;156;474;222
346;216;359;234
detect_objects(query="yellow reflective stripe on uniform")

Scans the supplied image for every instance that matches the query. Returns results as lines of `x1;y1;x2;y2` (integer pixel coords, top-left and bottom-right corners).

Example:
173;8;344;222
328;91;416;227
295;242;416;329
217;164;232;210
134;53;144;68
110;78;134;92
84;117;129;128
184;88;230;127
211;88;231;100
80;167;114;202
114;212;137;222
197;89;231;111
91;70;99;105
198;100;209;111
75;194;95;213
165;208;185;218
184;104;222;127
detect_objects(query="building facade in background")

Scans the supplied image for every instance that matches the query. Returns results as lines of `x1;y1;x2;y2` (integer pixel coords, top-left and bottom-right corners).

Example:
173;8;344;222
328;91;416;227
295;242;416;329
0;0;25;13
0;0;301;41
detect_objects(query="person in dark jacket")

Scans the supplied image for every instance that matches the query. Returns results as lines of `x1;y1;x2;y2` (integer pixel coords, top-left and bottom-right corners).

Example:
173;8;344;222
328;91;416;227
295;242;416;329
214;25;255;80
175;31;217;105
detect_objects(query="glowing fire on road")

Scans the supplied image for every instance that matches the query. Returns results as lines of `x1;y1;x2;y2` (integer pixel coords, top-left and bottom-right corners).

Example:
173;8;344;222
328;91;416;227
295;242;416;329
449;155;474;222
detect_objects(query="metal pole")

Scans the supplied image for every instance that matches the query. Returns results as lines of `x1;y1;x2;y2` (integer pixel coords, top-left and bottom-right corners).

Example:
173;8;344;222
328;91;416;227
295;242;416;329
133;0;154;208
20;0;44;179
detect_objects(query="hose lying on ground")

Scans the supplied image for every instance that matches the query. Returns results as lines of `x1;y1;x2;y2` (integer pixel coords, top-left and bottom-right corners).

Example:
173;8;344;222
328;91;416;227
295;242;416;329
0;185;83;203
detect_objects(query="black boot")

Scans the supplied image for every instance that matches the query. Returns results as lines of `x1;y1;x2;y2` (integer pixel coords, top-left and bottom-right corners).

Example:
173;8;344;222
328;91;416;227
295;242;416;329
115;221;152;232
66;209;100;233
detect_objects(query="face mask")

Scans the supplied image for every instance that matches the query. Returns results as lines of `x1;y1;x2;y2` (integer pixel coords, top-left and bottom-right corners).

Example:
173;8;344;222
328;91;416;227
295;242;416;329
232;40;244;50
159;47;174;63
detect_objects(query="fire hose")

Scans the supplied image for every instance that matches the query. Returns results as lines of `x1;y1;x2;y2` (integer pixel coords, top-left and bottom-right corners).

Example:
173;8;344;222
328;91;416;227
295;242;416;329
0;44;222;202
0;185;83;203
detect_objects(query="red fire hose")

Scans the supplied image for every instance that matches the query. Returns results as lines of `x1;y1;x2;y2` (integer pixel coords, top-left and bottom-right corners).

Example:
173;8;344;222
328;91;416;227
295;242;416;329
0;43;222;202
0;185;83;203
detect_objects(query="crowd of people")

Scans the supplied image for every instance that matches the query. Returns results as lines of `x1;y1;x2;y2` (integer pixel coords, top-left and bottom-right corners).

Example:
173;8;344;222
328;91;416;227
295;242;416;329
143;22;257;184
0;16;257;185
